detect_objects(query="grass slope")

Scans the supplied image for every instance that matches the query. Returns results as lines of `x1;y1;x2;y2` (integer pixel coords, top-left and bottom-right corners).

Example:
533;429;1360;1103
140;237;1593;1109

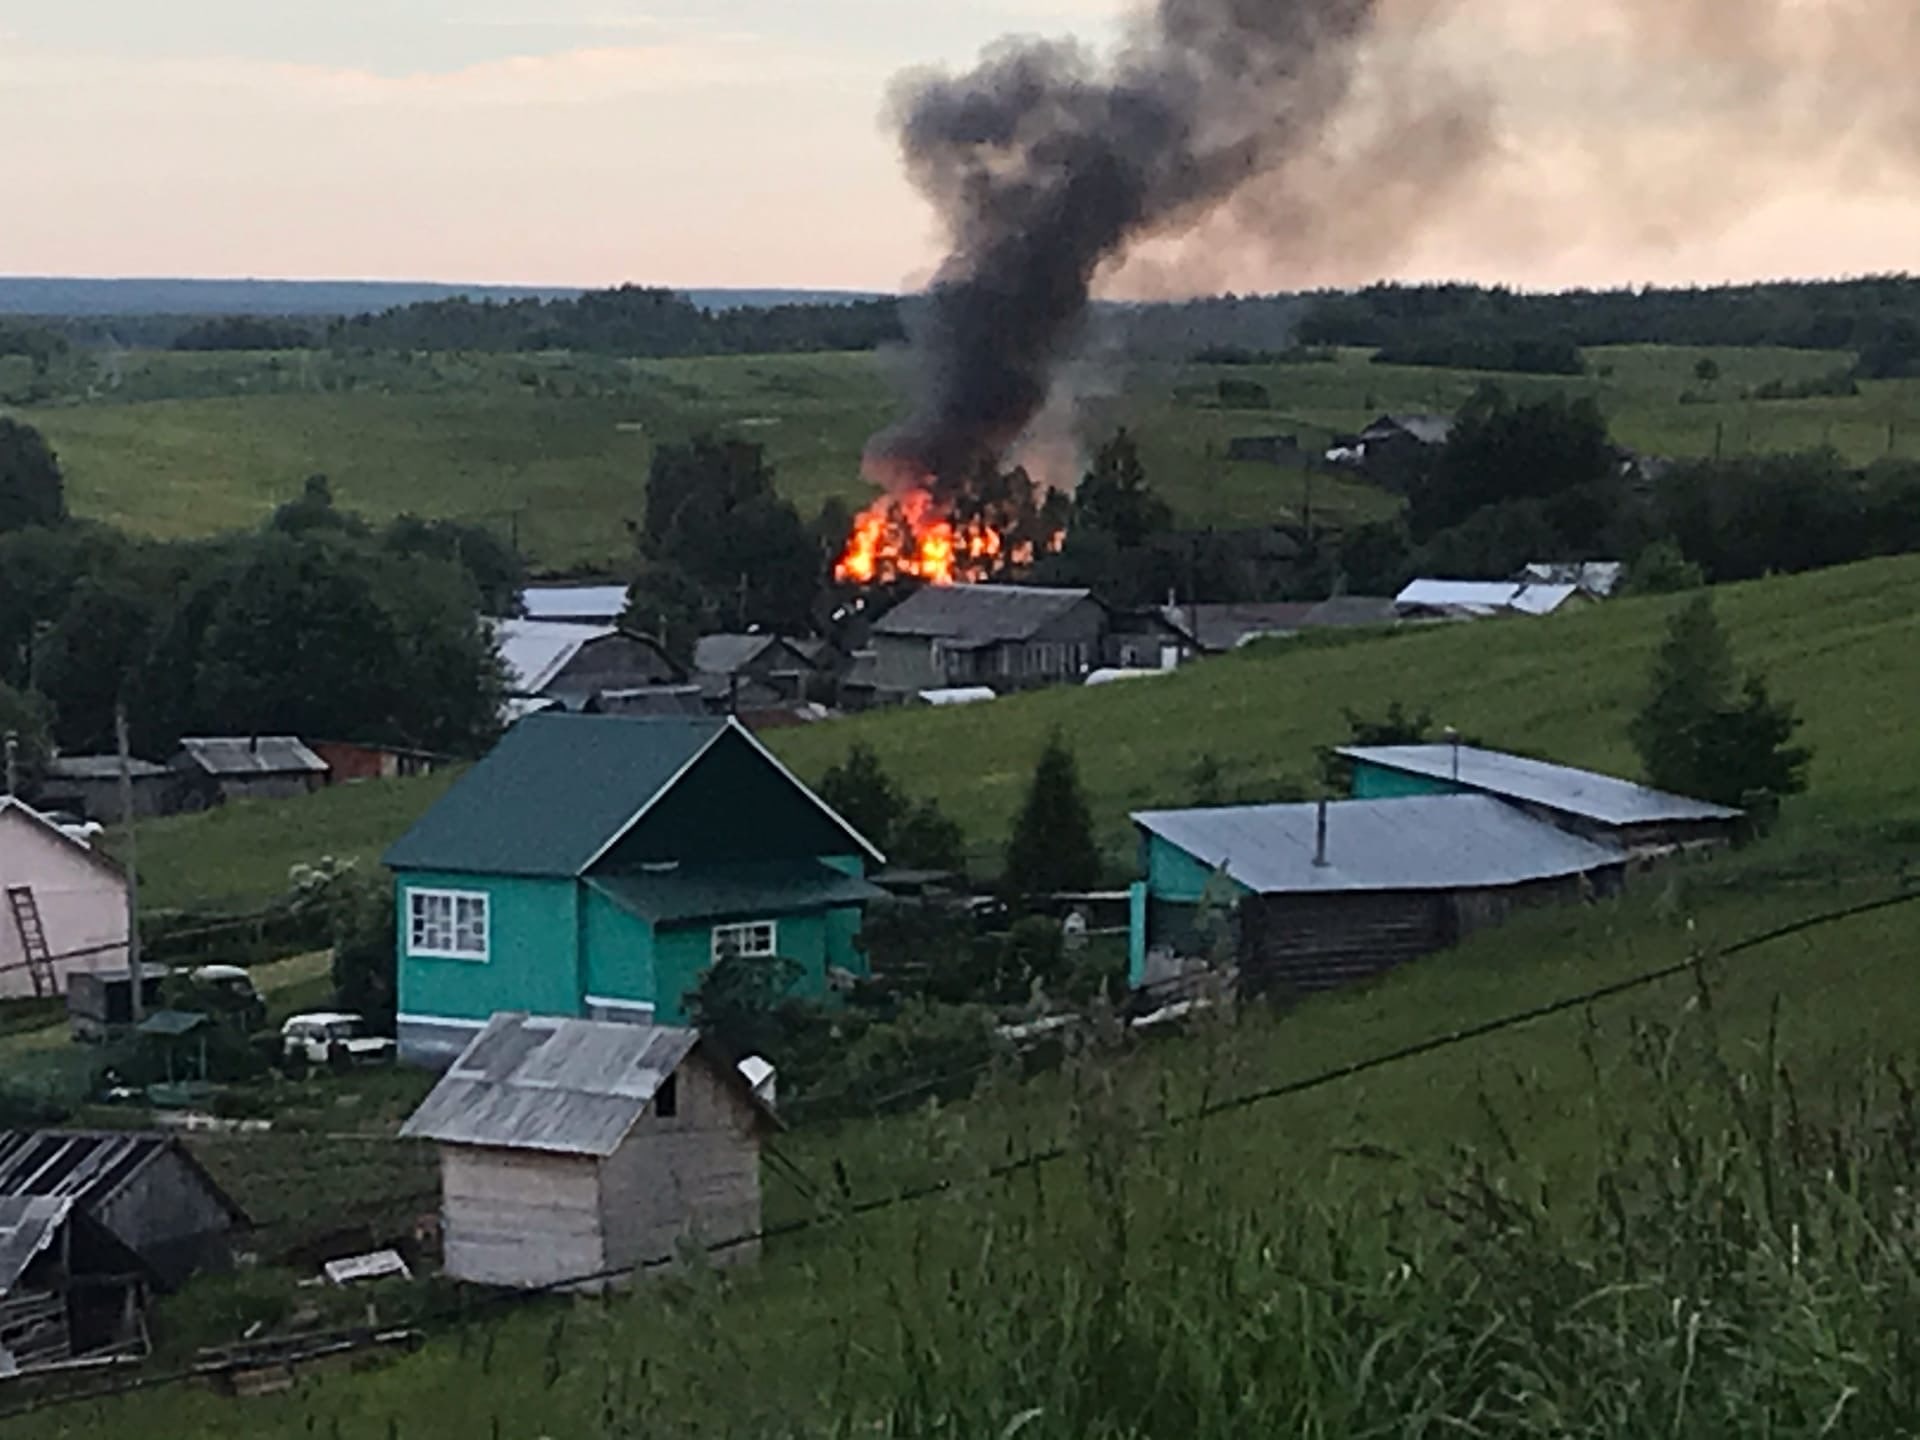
19;558;1920;1437
130;555;1920;913
15;345;1920;569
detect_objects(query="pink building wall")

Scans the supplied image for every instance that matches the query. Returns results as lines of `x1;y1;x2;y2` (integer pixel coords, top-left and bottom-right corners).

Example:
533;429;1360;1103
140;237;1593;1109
0;801;131;1000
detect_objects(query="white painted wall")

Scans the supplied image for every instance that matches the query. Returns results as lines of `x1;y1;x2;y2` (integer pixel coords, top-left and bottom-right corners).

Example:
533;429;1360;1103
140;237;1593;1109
0;803;130;999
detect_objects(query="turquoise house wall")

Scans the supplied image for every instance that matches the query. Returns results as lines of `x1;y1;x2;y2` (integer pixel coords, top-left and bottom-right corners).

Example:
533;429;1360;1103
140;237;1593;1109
1349;762;1461;800
396;870;583;1026
1145;835;1245;903
1131;832;1253;985
581;887;657;1010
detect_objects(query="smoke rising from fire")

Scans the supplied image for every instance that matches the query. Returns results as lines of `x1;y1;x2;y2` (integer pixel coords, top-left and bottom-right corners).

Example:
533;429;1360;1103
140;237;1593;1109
862;0;1920;509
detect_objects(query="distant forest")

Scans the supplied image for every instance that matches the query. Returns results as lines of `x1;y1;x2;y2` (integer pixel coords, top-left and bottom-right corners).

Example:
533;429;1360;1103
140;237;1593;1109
1297;278;1920;376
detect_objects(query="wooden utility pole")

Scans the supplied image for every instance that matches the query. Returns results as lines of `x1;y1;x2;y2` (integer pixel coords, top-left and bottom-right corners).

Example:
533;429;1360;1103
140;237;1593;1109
3;731;16;798
116;705;143;1026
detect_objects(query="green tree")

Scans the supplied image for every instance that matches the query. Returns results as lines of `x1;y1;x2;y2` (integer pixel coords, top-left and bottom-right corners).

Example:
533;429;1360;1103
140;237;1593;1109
1630;595;1810;810
0;419;66;534
269;475;368;538
0;681;53;792
893;799;966;872
1005;730;1102;898
35;574;162;753
817;742;906;853
687;950;805;1060
1075;430;1173;549
330;870;398;1034
1694;356;1721;385
1621;538;1706;596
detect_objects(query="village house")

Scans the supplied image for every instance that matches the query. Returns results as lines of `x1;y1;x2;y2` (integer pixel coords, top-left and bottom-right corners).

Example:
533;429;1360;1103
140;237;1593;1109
308;740;448;785
1355;413;1455;488
868;584;1110;697
171;736;329;808
1394;578;1586;620
0;798;129;1001
383;714;885;1067
1129;796;1627;997
1168;597;1401;654
0;1130;246;1374
36;756;177;822
493;619;684;715
1337;744;1744;855
400;1014;774;1290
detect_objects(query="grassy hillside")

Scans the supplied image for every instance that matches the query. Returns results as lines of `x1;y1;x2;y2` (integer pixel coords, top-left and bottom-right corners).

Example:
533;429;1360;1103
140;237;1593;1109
13;344;1920;569
21;559;1920;1435
129;554;1920;915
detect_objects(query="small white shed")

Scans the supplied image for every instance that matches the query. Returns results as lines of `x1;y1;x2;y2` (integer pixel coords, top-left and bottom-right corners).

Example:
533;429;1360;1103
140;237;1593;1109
399;1014;773;1290
0;799;130;1000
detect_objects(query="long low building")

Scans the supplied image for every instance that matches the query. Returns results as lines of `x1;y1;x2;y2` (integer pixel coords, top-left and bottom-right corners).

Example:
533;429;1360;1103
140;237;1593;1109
1129;795;1628;998
1337;744;1743;854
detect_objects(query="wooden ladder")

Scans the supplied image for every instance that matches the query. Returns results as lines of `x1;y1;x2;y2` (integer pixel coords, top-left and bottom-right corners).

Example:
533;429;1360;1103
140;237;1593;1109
6;885;56;997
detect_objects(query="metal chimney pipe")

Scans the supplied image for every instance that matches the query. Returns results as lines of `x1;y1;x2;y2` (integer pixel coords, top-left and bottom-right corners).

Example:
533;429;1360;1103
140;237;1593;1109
1313;797;1330;868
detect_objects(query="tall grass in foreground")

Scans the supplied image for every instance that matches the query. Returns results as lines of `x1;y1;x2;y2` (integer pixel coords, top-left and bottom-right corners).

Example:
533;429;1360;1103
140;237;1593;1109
597;993;1920;1438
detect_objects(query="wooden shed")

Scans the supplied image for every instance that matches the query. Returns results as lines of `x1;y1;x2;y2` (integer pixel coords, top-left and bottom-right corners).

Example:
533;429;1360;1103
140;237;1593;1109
0;1131;247;1373
1130;796;1629;997
171;736;329;809
400;1014;774;1290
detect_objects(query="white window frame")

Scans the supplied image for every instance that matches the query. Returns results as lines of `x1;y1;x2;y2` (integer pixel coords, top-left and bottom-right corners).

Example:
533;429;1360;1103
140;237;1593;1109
711;920;778;963
407;887;491;962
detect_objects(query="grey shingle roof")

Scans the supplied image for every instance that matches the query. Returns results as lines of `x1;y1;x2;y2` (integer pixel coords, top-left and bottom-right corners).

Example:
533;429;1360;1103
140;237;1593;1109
384;715;725;877
589;859;886;927
177;736;327;777
1133;795;1626;895
872;584;1096;647
400;1015;768;1156
1337;745;1744;826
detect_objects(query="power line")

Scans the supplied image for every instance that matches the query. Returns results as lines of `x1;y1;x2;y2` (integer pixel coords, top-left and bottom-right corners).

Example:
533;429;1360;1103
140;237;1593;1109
8;887;1912;1421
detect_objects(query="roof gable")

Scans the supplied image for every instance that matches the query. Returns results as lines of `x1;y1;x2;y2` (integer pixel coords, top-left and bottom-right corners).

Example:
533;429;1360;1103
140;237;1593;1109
872;584;1099;646
1134;795;1626;894
1337;745;1743;826
0;1129;246;1225
400;1014;771;1155
384;715;881;879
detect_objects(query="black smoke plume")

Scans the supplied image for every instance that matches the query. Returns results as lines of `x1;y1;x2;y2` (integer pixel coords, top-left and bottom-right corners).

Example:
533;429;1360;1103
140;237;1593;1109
866;0;1391;495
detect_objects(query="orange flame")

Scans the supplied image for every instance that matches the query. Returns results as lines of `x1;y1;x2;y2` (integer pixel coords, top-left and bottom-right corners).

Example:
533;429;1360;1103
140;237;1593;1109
836;488;1032;587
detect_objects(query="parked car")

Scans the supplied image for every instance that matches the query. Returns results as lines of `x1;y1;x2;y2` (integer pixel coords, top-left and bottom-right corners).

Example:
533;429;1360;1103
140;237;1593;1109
281;1012;396;1067
185;964;267;1030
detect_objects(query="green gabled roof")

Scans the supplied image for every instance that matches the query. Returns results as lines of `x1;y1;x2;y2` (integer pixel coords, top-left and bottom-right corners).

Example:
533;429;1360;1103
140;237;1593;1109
589;860;887;927
384;715;727;878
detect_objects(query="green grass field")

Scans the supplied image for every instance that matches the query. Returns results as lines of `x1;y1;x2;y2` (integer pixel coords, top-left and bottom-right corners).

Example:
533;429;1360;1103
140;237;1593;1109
14;343;1920;570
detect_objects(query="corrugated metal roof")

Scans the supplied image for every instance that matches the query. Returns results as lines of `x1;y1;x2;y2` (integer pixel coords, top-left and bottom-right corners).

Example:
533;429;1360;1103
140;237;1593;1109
1520;562;1623;597
872;584;1096;646
1363;413;1455;445
177;736;328;776
399;1015;703;1156
1337;745;1744;826
492;619;619;696
1394;580;1580;616
44;755;172;782
0;1130;244;1219
589;859;885;927
519;585;631;625
0;1195;72;1297
383;715;725;877
1303;596;1401;628
1133;795;1626;895
693;634;816;677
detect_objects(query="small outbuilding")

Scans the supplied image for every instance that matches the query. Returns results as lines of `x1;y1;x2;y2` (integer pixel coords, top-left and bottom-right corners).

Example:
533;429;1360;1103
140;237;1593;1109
0;798;130;1000
36;755;178;822
171;736;329;808
1337;744;1744;855
0;1130;247;1373
1130;795;1628;997
400;1014;774;1290
493;619;684;713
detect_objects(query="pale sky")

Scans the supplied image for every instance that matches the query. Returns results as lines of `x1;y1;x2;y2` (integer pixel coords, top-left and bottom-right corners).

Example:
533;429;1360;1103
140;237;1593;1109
1;0;1914;294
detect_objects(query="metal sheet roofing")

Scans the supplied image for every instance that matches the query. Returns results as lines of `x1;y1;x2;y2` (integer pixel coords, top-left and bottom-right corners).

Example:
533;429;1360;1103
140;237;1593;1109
383;714;725;877
1337;745;1744;826
1363;413;1455;445
519;585;631;625
399;1014;703;1156
492;619;619;696
44;755;172;781
872;584;1096;646
1394;580;1580;616
1133;795;1626;895
589;859;885;927
177;736;327;776
0;1195;72;1297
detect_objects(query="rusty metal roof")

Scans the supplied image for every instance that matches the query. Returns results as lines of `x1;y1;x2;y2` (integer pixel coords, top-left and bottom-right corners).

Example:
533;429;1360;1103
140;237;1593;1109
401;1015;715;1157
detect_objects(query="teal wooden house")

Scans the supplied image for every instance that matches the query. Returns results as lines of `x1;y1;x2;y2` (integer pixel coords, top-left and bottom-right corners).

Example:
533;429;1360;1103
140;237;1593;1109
384;715;885;1067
